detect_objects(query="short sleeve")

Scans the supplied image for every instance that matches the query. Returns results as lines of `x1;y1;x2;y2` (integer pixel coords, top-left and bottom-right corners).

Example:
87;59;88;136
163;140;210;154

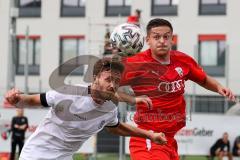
53;85;89;96
41;85;89;107
105;109;119;127
11;117;15;130
24;117;29;129
187;57;207;84
40;90;67;107
44;90;60;107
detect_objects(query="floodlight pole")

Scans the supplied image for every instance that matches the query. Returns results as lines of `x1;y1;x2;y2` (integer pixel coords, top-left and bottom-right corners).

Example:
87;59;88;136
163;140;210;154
224;45;229;112
24;26;30;94
7;0;18;90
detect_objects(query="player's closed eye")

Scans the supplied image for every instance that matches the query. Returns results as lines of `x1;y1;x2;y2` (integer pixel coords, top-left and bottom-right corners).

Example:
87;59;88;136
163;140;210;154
113;79;120;85
108;77;120;85
105;77;112;83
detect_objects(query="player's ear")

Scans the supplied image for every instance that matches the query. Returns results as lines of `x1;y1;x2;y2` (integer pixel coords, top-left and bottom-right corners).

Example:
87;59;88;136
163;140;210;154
146;35;150;45
171;35;174;46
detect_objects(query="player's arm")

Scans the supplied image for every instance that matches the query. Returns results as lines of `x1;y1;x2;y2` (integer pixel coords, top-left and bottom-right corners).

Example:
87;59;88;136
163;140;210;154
19;118;28;130
199;75;235;101
106;122;167;145
187;56;235;101
5;88;41;108
11;118;15;131
19;124;28;130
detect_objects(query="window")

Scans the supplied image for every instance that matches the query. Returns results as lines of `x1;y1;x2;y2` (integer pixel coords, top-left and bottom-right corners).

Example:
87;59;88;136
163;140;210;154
60;36;85;75
61;0;85;17
17;0;41;17
193;95;234;113
105;0;131;17
151;0;178;16
16;35;40;75
172;35;177;50
97;129;119;153
198;34;226;76
199;0;226;15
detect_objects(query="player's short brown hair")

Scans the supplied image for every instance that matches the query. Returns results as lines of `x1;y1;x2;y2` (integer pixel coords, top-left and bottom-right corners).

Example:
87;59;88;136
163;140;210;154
146;18;173;35
93;58;124;77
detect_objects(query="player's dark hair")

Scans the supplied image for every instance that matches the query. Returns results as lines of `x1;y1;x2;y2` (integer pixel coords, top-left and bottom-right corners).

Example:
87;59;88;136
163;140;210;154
93;58;124;77
146;18;173;35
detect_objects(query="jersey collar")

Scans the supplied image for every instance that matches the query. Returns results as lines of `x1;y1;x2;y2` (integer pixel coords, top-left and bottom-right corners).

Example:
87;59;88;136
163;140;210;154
146;49;172;65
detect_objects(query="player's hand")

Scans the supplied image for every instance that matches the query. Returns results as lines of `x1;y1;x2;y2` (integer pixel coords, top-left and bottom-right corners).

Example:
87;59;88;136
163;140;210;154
19;125;27;130
5;88;22;106
14;124;20;129
217;86;236;101
135;95;153;110
150;132;167;145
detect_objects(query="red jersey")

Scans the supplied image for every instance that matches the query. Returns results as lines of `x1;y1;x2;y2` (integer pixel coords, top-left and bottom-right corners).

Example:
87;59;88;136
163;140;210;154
121;49;206;136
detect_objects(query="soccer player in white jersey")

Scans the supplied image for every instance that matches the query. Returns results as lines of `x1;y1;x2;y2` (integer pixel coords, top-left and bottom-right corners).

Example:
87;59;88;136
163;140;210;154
5;58;167;160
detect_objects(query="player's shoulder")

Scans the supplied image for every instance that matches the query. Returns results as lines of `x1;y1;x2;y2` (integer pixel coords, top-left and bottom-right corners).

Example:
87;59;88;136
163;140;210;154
125;49;150;63
12;116;18;120
48;84;89;97
23;116;28;120
171;50;193;59
171;50;196;64
104;100;118;110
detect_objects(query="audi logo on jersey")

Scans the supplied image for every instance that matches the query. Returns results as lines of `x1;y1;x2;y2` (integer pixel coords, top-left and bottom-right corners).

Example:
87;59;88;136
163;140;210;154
158;79;185;93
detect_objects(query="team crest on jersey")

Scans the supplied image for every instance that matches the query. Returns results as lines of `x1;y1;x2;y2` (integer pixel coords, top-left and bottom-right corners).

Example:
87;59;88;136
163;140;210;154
175;67;183;77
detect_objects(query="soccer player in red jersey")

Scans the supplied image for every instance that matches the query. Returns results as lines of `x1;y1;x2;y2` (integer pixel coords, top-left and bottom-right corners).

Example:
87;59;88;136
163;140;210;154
120;18;235;160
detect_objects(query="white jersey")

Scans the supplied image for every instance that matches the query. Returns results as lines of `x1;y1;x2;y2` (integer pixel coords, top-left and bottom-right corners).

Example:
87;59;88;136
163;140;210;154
20;86;119;160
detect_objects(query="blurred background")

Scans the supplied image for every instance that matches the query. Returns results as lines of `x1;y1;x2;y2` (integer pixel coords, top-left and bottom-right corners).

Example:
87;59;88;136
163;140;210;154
0;0;240;160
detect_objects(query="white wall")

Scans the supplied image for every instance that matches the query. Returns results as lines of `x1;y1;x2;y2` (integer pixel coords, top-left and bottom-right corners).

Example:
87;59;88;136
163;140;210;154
0;0;240;95
0;0;10;98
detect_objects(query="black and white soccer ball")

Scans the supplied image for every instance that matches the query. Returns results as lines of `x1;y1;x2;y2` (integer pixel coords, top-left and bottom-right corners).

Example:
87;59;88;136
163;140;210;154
110;23;144;57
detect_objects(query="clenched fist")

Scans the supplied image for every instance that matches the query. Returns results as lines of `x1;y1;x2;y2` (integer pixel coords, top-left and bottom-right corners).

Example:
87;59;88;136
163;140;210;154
150;132;167;145
5;88;22;106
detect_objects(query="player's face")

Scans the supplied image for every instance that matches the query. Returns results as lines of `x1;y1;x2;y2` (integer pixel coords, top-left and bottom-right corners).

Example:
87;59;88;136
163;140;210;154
17;108;24;116
146;26;173;58
223;133;229;143
95;70;121;94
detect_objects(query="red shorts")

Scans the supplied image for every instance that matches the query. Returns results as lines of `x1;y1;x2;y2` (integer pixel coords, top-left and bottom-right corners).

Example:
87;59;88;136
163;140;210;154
129;136;179;160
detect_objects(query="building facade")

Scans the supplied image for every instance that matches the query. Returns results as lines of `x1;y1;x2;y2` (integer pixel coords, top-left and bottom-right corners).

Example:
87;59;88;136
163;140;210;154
0;0;240;113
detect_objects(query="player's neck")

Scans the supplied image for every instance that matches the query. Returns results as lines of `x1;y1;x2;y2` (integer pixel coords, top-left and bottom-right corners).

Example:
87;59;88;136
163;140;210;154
90;84;105;105
151;52;170;65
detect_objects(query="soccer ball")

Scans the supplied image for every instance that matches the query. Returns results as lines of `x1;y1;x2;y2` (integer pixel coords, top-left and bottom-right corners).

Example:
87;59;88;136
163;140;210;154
110;23;144;57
